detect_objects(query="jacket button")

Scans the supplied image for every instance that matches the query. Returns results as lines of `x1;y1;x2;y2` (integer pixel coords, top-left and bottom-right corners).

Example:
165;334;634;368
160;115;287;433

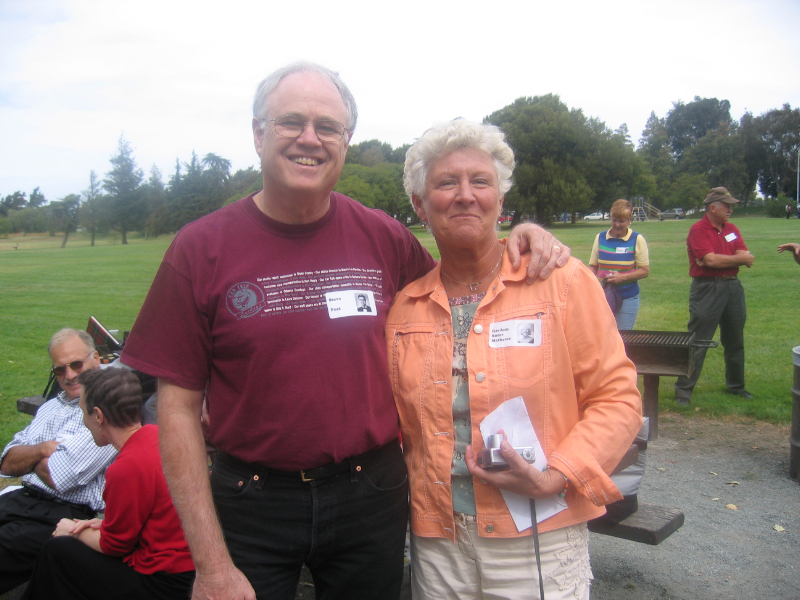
485;524;494;533
474;324;483;334
476;372;485;383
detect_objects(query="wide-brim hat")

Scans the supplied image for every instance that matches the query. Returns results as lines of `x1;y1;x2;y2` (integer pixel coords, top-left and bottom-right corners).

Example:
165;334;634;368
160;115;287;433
704;187;740;205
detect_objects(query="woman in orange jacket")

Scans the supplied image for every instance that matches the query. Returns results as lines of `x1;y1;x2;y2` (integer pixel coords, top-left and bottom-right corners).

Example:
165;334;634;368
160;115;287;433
387;119;642;600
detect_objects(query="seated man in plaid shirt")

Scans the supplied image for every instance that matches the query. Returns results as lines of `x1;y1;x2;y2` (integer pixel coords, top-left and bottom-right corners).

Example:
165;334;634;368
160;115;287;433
0;328;117;594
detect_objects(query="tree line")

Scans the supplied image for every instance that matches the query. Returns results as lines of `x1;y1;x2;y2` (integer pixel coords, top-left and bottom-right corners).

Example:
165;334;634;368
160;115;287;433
2;96;798;243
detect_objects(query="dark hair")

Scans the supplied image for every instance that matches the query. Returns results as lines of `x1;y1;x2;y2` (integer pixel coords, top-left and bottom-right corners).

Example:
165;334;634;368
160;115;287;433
78;368;143;428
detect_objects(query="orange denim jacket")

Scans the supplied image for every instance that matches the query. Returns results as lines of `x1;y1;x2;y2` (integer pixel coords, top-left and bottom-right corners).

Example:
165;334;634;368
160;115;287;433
386;251;642;541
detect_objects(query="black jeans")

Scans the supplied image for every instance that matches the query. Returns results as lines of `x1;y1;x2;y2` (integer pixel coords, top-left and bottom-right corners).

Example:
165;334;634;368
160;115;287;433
0;488;95;595
21;536;194;600
211;440;409;600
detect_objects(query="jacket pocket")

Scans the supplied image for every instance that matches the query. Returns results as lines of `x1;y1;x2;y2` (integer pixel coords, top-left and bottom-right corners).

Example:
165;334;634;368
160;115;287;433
490;310;550;382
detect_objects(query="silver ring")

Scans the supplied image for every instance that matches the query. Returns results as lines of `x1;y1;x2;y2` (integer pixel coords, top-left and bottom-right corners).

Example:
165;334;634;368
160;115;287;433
554;245;561;251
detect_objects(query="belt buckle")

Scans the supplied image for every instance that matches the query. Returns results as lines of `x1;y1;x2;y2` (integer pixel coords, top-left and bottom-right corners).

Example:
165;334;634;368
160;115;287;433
300;470;313;482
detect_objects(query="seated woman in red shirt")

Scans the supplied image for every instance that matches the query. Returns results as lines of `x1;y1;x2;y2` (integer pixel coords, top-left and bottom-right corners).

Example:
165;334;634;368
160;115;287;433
23;368;195;600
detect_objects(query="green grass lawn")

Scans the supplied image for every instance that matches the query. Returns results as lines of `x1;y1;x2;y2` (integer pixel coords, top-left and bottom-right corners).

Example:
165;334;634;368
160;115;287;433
2;214;799;449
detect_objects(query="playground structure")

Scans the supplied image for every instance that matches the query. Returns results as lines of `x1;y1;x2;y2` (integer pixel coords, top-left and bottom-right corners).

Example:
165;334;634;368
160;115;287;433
631;197;662;221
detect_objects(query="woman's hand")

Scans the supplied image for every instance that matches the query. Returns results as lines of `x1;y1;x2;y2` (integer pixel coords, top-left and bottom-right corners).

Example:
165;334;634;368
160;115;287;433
68;518;103;535
53;518;103;537
465;440;566;499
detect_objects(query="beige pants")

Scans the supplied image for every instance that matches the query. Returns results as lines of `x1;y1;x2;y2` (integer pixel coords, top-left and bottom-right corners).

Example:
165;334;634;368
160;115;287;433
411;514;592;600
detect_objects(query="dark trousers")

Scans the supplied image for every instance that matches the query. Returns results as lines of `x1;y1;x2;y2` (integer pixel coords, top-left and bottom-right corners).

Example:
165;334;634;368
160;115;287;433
0;487;95;594
675;278;747;400
211;440;409;600
21;536;194;600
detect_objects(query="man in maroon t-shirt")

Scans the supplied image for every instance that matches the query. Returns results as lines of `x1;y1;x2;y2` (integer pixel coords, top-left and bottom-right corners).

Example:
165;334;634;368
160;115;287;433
121;62;571;600
674;187;755;405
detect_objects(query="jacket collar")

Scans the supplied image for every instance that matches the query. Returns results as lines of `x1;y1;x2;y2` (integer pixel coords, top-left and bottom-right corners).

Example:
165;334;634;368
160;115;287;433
401;239;529;302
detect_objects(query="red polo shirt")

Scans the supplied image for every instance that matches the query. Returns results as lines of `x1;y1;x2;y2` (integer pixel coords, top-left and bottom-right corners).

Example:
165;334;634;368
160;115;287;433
686;214;747;278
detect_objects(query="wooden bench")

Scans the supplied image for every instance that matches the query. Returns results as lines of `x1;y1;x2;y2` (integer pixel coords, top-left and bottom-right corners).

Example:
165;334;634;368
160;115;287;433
17;395;47;416
588;503;684;545
589;439;685;545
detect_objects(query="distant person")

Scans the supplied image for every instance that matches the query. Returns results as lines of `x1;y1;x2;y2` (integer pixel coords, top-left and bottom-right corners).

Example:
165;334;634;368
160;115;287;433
786;202;793;219
674;188;755;405
0;329;117;594
777;243;800;265
796;200;800;219
22;368;195;600
589;199;650;330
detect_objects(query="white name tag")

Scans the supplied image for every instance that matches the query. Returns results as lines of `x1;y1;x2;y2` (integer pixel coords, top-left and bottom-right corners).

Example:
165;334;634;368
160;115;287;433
489;320;541;348
325;290;377;319
725;232;737;242
616;247;630;254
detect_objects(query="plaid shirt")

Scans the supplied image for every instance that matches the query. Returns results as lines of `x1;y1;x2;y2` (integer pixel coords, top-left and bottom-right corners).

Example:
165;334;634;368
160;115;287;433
1;392;117;510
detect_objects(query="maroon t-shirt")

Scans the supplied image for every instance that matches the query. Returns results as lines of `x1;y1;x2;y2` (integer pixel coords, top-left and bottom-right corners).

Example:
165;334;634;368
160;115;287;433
122;193;435;470
686;214;747;278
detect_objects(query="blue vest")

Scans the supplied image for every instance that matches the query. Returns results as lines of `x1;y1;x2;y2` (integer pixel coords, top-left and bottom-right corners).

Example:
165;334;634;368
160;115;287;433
597;230;640;300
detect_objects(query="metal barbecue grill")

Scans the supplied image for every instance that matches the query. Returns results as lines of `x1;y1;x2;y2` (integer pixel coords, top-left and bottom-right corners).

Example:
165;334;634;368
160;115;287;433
619;330;717;439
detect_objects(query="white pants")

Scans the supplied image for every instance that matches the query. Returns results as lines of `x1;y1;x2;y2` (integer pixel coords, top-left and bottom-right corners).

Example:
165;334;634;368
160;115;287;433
411;514;592;600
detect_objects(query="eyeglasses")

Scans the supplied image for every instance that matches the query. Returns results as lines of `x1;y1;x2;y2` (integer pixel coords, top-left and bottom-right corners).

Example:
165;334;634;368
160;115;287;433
52;351;95;377
265;115;348;142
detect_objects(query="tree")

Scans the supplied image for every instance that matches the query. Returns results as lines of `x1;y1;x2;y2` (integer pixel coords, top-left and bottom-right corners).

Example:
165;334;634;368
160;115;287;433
751;104;800;199
80;171;104;246
678;124;750;205
1;191;27;216
485;95;640;223
28;187;47;208
334;163;415;223
346;140;407;166
664;97;733;160
202;153;232;181
143;165;170;237
103;136;144;244
166;151;230;229
49;194;81;247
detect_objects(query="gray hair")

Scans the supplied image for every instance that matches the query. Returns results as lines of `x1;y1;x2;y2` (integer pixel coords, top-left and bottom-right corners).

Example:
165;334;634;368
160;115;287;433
253;61;358;132
48;328;95;357
403;120;515;201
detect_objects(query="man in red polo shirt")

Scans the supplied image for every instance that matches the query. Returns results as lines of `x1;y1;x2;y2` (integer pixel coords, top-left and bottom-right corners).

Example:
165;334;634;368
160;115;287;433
674;187;755;405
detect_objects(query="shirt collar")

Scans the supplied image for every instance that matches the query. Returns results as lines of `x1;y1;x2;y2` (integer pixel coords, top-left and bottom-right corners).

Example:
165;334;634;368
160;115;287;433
606;227;633;241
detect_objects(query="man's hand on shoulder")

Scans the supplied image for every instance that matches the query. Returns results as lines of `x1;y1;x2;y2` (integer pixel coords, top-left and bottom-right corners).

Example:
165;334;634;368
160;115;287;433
192;564;256;600
506;223;571;282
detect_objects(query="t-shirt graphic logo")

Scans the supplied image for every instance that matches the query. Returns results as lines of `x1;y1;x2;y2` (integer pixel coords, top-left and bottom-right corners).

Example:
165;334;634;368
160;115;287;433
226;282;266;319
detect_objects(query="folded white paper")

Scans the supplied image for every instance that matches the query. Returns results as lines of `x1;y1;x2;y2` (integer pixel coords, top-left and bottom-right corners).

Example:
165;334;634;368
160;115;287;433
479;396;567;531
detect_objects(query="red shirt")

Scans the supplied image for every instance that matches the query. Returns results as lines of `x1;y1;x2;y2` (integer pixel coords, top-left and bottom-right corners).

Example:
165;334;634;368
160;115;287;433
121;194;435;470
686;214;747;278
99;426;194;574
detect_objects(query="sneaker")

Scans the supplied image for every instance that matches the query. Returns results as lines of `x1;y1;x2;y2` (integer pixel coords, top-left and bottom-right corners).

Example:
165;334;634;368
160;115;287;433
726;389;753;399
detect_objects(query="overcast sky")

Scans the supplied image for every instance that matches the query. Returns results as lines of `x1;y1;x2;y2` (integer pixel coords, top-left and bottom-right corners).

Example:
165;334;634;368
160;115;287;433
2;0;799;201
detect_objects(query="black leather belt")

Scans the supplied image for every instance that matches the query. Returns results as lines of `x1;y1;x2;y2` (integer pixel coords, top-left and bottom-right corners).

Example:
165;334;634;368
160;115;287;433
693;275;737;281
216;439;397;483
22;482;95;515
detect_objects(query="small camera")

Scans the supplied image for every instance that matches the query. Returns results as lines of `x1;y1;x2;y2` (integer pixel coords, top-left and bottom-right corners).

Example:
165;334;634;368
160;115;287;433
476;434;536;470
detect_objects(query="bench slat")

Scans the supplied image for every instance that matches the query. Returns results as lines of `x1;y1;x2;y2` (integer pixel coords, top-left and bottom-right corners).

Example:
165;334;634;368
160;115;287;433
17;396;47;416
588;503;684;545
